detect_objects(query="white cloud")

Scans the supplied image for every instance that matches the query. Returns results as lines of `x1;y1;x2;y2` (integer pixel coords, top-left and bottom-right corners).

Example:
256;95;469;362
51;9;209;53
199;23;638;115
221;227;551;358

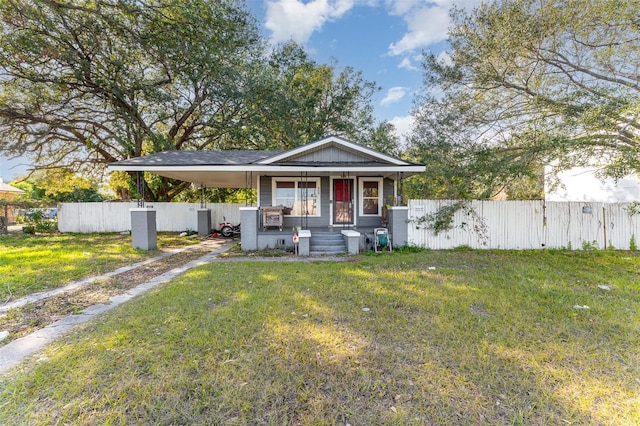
386;0;483;56
265;0;355;45
436;50;453;66
389;115;415;146
381;86;408;106
388;4;450;55
398;57;419;71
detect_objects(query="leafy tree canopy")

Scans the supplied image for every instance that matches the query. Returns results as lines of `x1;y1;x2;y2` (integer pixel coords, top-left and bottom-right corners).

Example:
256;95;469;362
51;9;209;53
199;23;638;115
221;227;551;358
0;1;395;201
12;169;105;202
408;0;639;199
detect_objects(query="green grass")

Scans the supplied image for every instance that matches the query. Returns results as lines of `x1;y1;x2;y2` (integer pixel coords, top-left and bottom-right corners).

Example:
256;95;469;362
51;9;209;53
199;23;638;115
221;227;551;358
1;250;639;425
0;233;198;301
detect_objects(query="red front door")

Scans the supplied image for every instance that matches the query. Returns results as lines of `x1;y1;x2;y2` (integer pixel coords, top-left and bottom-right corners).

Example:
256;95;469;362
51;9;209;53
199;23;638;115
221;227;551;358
333;179;353;224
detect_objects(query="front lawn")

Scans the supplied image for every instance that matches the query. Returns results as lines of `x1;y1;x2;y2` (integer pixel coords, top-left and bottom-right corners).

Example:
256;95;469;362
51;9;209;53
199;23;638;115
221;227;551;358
0;250;638;424
0;233;198;301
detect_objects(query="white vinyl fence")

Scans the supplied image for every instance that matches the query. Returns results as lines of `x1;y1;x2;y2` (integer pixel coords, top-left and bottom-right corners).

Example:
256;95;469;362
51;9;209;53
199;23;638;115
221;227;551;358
58;200;640;250
58;202;246;233
408;200;640;250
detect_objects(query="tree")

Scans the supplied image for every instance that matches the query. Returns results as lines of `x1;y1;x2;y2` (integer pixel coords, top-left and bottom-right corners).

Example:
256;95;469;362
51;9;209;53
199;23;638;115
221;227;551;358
12;169;105;202
10;179;45;201
0;0;265;201
1;4;393;201
409;0;640;199
175;186;256;204
35;168;106;202
229;41;385;151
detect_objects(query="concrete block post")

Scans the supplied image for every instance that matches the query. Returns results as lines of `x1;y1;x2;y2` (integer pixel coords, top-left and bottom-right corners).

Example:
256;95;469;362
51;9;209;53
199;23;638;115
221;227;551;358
130;208;157;250
239;207;258;251
197;209;211;235
388;206;409;248
341;230;360;255
297;230;311;256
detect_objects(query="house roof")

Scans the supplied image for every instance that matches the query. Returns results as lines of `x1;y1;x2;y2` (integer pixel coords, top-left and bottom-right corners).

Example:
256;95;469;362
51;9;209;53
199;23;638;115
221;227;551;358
112;150;281;167
0;179;25;194
109;135;425;188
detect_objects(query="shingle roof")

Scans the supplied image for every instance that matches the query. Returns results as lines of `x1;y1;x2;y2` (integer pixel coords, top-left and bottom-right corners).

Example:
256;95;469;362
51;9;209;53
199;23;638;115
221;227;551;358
0;180;25;193
113;150;282;167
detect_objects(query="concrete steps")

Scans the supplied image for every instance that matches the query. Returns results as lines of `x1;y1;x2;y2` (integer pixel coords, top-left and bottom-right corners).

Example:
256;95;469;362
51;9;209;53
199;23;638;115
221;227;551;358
310;232;346;256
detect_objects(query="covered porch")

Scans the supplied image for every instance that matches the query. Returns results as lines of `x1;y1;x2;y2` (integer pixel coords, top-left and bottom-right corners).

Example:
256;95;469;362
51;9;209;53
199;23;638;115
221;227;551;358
239;205;409;255
108;136;424;254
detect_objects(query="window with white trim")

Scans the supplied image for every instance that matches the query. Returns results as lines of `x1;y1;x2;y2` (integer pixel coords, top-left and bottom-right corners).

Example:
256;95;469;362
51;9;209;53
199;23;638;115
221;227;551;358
273;178;320;216
359;178;382;216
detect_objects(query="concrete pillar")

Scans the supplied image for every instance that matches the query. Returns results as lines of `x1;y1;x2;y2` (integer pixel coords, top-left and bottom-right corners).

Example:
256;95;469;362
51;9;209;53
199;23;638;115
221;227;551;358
297;229;311;256
239;207;258;251
388;206;409;248
341;230;360;255
197;209;211;236
130;208;157;250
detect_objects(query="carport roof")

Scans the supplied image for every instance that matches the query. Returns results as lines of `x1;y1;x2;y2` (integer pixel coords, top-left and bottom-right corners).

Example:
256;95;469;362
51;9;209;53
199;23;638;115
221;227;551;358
108;135;425;188
112;150;282;167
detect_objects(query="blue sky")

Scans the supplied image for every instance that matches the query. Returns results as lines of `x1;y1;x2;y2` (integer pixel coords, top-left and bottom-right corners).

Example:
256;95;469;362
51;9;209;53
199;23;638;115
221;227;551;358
0;0;476;182
247;0;479;140
0;156;25;183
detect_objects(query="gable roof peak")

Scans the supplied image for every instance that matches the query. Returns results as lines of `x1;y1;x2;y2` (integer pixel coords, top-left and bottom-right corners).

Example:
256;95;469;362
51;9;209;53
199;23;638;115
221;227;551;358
259;135;409;166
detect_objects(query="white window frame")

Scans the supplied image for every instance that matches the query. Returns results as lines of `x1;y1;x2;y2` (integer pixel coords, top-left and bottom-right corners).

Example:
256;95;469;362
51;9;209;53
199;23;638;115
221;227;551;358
272;177;321;217
359;178;383;216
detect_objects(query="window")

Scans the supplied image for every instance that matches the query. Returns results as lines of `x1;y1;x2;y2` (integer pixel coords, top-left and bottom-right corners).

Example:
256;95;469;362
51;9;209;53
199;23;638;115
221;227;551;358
360;178;382;216
273;178;320;216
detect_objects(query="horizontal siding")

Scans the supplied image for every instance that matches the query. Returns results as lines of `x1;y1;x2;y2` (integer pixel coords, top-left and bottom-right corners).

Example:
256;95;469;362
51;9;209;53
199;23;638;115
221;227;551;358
259;176;272;207
260;176;331;229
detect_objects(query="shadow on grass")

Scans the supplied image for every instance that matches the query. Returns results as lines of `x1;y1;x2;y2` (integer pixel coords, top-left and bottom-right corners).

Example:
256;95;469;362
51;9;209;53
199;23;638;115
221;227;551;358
0;252;638;424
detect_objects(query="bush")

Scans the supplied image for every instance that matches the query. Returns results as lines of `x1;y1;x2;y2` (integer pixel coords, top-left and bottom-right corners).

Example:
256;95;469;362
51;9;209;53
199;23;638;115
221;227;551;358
19;209;58;234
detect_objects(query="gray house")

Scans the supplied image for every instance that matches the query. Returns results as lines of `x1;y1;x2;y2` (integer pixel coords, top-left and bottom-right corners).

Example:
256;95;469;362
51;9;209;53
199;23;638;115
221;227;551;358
109;135;425;254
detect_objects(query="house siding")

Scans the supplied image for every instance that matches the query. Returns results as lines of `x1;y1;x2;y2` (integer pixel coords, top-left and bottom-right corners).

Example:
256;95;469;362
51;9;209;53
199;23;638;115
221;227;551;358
355;177;394;228
291;146;374;163
259;175;271;206
383;178;394;205
259;175;331;229
260;175;392;229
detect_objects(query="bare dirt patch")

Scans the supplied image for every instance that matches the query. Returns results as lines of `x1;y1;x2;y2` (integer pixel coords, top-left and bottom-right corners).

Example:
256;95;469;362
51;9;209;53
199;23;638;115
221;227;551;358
0;243;220;346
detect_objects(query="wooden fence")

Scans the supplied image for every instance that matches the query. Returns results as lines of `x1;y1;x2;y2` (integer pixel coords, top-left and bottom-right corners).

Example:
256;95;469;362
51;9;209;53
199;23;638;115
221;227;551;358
408;200;640;250
57;202;245;233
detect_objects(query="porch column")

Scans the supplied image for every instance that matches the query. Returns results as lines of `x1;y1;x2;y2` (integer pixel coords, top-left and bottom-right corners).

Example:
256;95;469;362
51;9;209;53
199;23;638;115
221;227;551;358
197;209;211;236
130;208;157;250
388;206;409;248
239;207;258;251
